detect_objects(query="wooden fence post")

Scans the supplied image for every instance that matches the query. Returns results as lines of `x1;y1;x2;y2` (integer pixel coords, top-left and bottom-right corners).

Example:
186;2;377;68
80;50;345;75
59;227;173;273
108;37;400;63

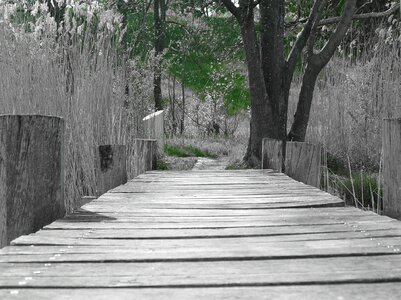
94;145;127;196
143;110;164;153
0;115;65;248
127;139;157;179
285;142;322;188
261;138;284;172
383;118;401;219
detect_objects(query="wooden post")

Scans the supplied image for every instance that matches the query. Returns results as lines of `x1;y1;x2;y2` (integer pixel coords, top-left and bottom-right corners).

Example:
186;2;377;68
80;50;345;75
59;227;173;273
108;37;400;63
128;139;157;179
261;138;284;172
94;145;127;196
383;118;401;219
0;115;65;248
143;110;164;153
285;142;322;188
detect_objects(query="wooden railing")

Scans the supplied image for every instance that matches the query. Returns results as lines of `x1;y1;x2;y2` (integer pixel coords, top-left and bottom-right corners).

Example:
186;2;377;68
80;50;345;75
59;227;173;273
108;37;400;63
0;115;158;248
0;115;65;248
383;118;401;219
143;110;164;153
262;138;322;188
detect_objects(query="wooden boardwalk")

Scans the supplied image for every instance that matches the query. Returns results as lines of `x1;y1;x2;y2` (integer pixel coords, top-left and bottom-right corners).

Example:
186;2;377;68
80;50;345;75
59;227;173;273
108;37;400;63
2;169;401;299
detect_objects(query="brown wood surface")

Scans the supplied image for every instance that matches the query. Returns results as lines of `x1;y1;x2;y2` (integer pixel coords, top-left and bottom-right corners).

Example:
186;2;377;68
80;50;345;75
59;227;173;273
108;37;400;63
1;169;401;299
0;115;65;249
383;118;401;219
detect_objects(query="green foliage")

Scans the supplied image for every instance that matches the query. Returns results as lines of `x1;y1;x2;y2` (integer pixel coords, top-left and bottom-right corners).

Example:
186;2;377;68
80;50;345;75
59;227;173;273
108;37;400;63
156;159;171;170
123;11;154;58
334;172;382;209
225;161;248;170
326;153;348;176
119;7;249;115
184;145;217;158
164;144;191;157
164;144;216;158
165;16;248;115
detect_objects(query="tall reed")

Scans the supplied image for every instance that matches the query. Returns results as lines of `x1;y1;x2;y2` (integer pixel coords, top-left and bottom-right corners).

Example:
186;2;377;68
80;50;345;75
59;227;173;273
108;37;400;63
290;36;400;211
0;12;152;212
289;39;401;170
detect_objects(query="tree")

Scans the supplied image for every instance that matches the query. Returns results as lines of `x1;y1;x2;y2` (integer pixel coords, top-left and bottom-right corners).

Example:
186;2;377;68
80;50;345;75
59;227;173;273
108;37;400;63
220;0;398;167
154;0;168;111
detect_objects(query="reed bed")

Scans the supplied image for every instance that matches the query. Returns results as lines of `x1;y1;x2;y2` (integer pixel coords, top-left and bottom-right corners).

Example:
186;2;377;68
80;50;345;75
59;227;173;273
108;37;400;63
0;18;152;212
289;38;401;212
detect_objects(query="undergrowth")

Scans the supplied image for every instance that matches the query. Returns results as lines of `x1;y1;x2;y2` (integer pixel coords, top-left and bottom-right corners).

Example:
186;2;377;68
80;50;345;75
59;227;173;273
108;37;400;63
322;153;383;213
164;144;217;158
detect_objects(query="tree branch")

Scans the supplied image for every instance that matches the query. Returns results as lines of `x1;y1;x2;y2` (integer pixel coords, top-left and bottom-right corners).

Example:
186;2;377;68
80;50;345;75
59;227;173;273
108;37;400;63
286;0;326;80
220;0;240;19
314;0;357;67
247;0;255;20
252;0;261;8
319;3;398;26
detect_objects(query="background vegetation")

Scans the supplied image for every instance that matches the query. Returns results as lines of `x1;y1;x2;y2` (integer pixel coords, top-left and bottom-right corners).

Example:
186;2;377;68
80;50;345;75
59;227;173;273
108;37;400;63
0;0;399;213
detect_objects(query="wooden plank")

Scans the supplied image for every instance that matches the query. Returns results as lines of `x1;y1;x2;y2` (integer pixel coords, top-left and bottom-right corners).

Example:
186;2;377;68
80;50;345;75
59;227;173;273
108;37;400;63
10;229;401;247
94;145;127;196
285;142;322;188
13;222;399;241
3;256;401;287
5;235;401;254
143;110;164;153
1;284;401;300
262;138;283;171
0;115;65;248
127;139;156;179
383;118;401;219
1;168;399;299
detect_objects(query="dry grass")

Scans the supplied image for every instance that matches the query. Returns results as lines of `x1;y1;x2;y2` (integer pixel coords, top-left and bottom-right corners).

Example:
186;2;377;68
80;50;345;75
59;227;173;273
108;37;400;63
0;23;151;212
290;38;401;211
290;39;401;170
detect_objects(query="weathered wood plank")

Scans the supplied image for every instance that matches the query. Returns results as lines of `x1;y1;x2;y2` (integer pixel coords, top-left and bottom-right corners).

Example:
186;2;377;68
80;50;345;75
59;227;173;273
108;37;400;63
261;138;283;171
143;110;164;153
127;139;156;179
383;118;401;219
10;229;401;247
285;142;322;188
1;284;401;300
0;115;65;248
13;222;399;241
94;145;127;196
3;255;401;287
1;168;399;299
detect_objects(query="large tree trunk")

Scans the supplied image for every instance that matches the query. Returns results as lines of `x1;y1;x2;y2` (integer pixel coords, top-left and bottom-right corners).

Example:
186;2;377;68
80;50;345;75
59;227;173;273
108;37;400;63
260;0;287;141
240;19;275;167
153;0;166;111
180;65;185;135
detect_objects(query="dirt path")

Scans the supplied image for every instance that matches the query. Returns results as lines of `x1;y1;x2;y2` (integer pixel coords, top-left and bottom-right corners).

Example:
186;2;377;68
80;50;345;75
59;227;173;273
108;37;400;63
192;157;229;170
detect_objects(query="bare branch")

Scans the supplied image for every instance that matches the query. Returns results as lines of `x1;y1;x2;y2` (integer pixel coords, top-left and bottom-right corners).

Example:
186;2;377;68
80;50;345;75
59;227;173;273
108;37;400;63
319;3;398;26
221;0;240;19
